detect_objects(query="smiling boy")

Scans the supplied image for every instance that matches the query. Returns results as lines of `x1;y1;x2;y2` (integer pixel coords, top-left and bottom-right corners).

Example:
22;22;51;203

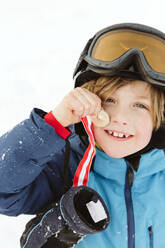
86;78;154;158
53;76;161;160
1;23;165;248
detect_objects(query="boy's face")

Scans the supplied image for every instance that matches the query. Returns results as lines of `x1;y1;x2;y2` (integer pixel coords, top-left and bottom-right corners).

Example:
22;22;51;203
93;80;153;158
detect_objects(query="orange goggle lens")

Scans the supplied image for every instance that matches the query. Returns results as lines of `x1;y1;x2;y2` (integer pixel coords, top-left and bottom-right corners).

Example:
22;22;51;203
91;29;165;73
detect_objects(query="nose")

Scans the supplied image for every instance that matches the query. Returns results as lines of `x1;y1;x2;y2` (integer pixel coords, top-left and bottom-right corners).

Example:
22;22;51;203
109;107;129;126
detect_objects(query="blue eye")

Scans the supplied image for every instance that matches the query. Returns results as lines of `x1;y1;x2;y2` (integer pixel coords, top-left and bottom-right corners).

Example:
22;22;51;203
135;103;147;109
106;98;115;103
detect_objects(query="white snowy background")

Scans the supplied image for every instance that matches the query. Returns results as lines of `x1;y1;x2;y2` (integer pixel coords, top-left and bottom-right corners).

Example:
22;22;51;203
0;0;165;247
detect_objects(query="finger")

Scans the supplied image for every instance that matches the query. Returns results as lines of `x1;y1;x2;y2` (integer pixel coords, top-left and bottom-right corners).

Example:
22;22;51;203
73;88;102;117
71;88;94;116
66;93;85;116
82;88;102;116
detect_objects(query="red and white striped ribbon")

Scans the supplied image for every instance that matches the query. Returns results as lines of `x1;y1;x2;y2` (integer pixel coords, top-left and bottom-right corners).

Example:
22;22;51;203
73;116;96;187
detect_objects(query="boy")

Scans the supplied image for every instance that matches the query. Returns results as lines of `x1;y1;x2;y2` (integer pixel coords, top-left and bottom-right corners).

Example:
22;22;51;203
1;23;165;247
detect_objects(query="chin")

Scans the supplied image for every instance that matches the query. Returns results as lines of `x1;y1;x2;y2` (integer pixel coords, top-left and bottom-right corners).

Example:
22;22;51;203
104;149;137;158
104;150;126;158
108;154;126;159
105;145;148;158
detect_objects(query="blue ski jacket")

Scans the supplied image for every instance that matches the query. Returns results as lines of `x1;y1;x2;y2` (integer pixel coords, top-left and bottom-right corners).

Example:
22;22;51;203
0;108;165;248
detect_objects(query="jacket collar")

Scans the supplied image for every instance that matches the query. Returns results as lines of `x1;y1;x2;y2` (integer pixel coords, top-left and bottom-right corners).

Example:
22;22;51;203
93;147;165;181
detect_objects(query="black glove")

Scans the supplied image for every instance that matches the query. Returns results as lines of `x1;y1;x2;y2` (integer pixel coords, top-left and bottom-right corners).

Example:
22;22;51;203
20;186;110;248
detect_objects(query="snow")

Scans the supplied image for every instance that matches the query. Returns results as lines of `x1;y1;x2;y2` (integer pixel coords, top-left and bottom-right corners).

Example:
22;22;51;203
0;0;165;247
1;154;5;160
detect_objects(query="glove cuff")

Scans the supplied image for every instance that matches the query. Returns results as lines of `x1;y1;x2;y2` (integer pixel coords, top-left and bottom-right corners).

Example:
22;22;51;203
60;186;110;235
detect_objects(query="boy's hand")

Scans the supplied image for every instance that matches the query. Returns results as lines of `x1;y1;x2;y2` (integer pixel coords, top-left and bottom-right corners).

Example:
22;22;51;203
52;87;106;127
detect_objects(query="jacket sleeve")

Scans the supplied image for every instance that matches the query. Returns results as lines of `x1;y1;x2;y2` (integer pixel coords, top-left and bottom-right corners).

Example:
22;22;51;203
0;108;76;216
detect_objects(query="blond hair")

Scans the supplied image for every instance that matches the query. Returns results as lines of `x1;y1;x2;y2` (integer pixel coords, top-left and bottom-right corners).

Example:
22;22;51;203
81;76;165;130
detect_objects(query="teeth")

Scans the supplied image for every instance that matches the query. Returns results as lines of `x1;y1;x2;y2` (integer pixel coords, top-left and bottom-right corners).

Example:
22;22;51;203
113;132;118;137
107;130;129;138
118;133;124;137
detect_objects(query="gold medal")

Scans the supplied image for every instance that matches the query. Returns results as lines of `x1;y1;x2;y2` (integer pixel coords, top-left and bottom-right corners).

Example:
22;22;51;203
92;108;109;127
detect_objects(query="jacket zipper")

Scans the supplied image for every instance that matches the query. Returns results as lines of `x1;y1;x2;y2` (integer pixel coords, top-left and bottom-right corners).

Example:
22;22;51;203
148;226;153;248
124;162;135;248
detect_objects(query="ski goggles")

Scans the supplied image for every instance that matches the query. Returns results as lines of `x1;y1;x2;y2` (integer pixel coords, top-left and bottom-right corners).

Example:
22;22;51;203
74;23;165;88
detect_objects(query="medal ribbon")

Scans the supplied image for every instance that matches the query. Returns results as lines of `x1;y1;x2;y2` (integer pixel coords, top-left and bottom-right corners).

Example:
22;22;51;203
73;116;96;187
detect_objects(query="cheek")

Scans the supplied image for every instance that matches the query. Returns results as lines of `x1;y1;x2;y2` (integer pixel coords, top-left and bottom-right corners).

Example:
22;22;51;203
135;115;153;142
103;105;114;116
92;126;102;141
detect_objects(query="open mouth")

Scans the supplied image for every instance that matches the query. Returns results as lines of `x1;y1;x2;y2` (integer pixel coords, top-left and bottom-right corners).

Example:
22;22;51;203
105;130;133;140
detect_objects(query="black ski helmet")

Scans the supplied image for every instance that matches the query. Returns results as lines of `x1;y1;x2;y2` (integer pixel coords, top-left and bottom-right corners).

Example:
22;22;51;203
73;23;165;141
